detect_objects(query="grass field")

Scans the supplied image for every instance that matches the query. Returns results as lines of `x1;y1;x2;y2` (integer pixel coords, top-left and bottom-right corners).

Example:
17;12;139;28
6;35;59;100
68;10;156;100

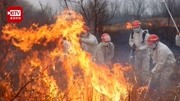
102;18;180;33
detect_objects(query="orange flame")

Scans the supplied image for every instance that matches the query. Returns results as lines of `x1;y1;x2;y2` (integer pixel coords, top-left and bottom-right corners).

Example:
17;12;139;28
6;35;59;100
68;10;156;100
2;10;131;100
148;22;152;27
126;22;133;29
137;86;148;95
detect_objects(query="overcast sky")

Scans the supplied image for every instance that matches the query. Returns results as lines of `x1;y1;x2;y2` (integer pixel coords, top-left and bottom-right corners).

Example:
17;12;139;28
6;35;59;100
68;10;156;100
27;0;173;16
28;0;60;10
28;0;154;11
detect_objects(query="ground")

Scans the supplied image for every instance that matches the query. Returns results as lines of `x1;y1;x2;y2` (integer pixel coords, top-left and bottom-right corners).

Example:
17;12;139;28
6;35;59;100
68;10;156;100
109;30;180;101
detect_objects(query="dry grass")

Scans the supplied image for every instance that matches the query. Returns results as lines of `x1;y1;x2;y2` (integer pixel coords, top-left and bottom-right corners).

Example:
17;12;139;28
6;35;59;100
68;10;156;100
102;18;180;33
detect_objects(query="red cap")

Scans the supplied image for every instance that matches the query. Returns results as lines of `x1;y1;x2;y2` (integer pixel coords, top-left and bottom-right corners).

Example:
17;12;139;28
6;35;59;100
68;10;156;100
132;20;141;28
101;33;111;42
83;25;90;31
147;34;159;45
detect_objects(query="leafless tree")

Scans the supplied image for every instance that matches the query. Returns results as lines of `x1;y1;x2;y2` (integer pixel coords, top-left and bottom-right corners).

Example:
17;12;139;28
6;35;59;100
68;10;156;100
149;0;162;18
65;0;119;37
159;0;178;45
116;0;149;22
128;0;148;20
148;0;180;45
38;1;57;25
116;0;133;22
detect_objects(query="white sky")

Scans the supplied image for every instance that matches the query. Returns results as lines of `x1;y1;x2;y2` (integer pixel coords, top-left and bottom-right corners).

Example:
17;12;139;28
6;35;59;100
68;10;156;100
27;0;170;16
28;0;60;10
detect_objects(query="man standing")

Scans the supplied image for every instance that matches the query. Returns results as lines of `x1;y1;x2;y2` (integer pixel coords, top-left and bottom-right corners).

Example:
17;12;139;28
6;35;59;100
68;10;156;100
147;34;176;92
176;33;180;47
94;33;114;66
80;26;98;57
129;20;150;84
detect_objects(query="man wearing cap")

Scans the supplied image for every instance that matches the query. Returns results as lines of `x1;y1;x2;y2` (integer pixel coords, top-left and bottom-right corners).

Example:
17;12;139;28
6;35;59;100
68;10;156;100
147;34;176;92
129;20;151;84
94;33;114;66
176;33;180;47
80;26;98;57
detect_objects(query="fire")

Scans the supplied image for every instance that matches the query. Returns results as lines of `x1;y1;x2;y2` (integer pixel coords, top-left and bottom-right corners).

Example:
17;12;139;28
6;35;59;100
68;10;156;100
148;23;152;27
137;86;148;95
2;10;131;100
126;22;132;29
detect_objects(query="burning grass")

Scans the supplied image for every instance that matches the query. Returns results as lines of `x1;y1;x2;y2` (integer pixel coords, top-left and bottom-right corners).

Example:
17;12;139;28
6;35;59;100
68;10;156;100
1;10;179;101
102;18;180;33
1;10;132;101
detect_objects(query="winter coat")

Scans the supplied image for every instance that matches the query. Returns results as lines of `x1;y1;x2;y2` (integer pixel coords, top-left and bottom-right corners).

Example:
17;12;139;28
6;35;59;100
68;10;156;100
81;33;98;57
176;35;180;47
151;42;176;73
94;42;114;65
129;29;150;51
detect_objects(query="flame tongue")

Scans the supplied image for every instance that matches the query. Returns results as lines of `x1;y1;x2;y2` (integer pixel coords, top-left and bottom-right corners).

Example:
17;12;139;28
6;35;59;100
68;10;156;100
90;64;129;100
126;22;133;29
2;10;84;52
2;10;131;100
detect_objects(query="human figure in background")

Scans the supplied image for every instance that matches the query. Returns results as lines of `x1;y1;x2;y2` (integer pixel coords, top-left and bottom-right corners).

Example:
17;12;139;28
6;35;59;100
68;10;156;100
147;34;176;92
80;26;98;57
175;32;180;47
94;33;114;66
129;20;151;85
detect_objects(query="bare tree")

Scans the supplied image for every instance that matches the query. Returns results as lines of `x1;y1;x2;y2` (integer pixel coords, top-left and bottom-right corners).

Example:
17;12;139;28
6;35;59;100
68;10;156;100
159;0;178;45
129;0;148;20
38;1;57;25
148;0;180;45
149;0;163;18
66;0;119;37
116;0;149;22
17;1;57;27
117;0;134;22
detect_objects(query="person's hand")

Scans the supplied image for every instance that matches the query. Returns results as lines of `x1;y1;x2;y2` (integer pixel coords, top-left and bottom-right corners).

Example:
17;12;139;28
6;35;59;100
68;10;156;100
177;32;180;35
136;48;141;51
132;44;136;50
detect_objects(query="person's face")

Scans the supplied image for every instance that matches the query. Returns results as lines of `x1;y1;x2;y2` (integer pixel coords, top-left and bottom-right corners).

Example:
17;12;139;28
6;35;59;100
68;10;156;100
133;27;141;33
148;42;157;50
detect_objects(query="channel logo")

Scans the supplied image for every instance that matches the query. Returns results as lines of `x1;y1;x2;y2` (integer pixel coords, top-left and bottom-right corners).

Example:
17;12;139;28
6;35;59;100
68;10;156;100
7;6;23;23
